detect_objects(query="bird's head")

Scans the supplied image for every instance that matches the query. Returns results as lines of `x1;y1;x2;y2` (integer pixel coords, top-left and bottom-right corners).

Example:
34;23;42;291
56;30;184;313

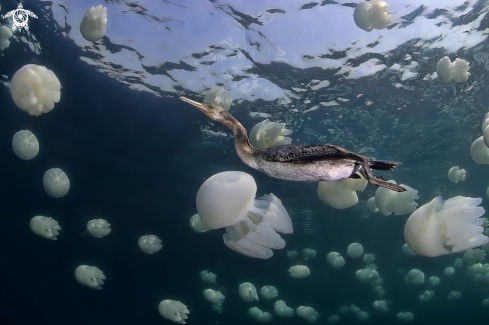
179;96;227;122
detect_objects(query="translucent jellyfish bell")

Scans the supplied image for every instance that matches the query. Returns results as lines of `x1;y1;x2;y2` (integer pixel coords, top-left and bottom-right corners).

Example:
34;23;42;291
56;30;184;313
317;175;367;209
396;312;414;322
428;276;440;286
463;248;486;265
436;56;470;83
375;181;418;216
239;282;259;302
347;243;364;258
302;248;316;260
448;166;466;183
405;269;424;284
327;252;346;268
288;265;310;278
356;268;379;284
80;5;107;41
274;300;294;317
12;130;39;160
30;216;61;240
402;243;417;256
10;64;61;116
444;267;455;277
419;290;434;302
404;196;489;257
203;86;231;111
196;171;293;259
471;137;489;164
260;285;278;299
200;270;217;283
328;315;340;323
43;168;70;198
249;119;293;149
353;1;393;32
297;306;319;323
75;265;105;289
138;235;162;254
158;299;189;324
189;214;210;233
373;300;389;313
248;307;273;323
87;219;111;238
203;289;225;306
448;291;461;300
0;26;13;51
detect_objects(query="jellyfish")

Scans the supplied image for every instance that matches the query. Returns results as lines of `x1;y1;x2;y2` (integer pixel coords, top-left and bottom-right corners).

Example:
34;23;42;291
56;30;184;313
189;214;210;233
347;243;364;258
471;137;489;164
327;252;346;268
260;286;278;299
405;269;424;284
203;86;231;111
404;196;489;257
363;254;376;264
453;258;464;268
402;243;416;256
274;300;294;317
463;248;486;265
353;1;393;32
80;5;107;41
196;171;293;259
43;168;70;198
239;282;259;302
10;64;61;116
302;248;316;260
12;130;39;160
448;291;461;300
367;197;379;212
428;276;440;286
317;175;367;209
249;119;293;149
199;270;217;283
287;250;298;258
288;265;310;278
375;181;418;216
396;312;414;322
0;26;13;51
158;299;189;324
419;290;434;302
436;56;470;83
327;315;340;323
296;306;319;323
356;268;379;284
87;219;111;238
203;289;225;306
357;311;369;321
30;216;61;240
138;235;162;254
248;307;273;323
448;166;466;183
372;300;389;313
444;267;455;277
74;265;105;289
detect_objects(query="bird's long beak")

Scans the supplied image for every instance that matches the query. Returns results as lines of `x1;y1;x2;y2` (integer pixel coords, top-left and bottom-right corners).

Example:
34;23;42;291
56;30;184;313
179;96;212;116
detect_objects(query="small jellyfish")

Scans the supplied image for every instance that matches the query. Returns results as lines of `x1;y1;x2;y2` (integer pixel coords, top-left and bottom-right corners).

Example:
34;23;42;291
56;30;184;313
75;265;105;289
419;290;434;302
43;168;70;198
436;56;470;83
239;282;259;302
203;86;231;111
347;243;364;258
448;291;461;300
373;300;389;313
288;265;310;278
158;299;189;324
302;248;316;260
448;166;466;183
0;26;13;51
405;269;424;285
12;130;39;160
203;289;225;306
260;285;278;299
80;5;107;41
249;119;293;149
248;307;273;323
444;267;455;277
199;270;217;283
138;235;162;254
87;219;111;238
396;312;414;322
353;1;393;32
471;136;489;164
189;214;210;233
274;300;293;317
428;276;441;286
327;252;346;269
30;216;61;240
296;306;319;323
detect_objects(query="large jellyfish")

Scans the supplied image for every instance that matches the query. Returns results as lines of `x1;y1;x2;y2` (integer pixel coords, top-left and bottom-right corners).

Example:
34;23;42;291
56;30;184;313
75;265;105;289
30;216;61;240
375;180;418;215
448;166;466;183
274;300;294;317
138;235;162;254
43;168;70;198
158;299;189;324
0;26;13;51
196;171;293;259
87;219;111;238
470;136;489;164
12;130;39;160
80;5;107;41
317;175;367;209
203;86;231;111
353;1;393;32
404;196;489;257
239;282;259;302
10;64;61;116
436;56;470;83
249;119;293;149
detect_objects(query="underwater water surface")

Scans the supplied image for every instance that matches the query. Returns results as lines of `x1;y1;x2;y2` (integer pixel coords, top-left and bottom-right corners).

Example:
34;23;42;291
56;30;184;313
1;0;489;324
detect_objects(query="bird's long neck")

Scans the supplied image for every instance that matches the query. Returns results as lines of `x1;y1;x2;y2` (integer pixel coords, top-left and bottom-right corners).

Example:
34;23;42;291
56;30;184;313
220;112;258;167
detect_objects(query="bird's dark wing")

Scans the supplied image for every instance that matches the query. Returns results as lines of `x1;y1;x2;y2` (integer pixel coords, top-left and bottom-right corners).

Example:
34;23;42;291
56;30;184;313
257;144;365;163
